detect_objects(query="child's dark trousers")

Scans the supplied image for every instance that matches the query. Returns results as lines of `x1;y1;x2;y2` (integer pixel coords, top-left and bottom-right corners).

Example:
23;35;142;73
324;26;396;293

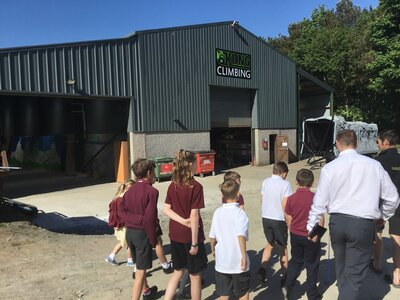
285;233;321;299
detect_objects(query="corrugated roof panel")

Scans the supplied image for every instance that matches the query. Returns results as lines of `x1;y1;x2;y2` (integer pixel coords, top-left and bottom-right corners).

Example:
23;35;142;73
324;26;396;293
0;40;136;98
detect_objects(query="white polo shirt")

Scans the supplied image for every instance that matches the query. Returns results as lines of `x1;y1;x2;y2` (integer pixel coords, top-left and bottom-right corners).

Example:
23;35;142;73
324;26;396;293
209;203;250;274
261;175;292;221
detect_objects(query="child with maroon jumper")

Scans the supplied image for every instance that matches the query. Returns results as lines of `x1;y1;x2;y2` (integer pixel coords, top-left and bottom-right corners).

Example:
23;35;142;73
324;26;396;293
282;169;324;300
163;149;208;300
222;171;245;209
105;180;135;267
119;159;158;300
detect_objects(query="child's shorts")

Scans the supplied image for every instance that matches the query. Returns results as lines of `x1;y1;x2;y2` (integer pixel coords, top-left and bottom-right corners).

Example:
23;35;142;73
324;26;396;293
126;228;152;270
262;218;288;247
215;271;250;298
114;227;127;248
170;240;208;274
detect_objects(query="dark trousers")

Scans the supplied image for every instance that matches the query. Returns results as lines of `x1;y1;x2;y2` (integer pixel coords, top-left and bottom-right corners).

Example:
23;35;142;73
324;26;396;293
329;214;375;300
285;233;321;299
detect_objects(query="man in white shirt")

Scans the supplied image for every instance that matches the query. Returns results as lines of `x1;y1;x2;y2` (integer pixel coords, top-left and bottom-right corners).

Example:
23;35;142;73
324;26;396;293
209;179;250;300
257;162;292;284
307;129;399;300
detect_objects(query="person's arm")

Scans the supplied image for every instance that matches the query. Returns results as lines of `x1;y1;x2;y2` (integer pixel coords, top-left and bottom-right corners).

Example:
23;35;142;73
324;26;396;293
210;237;216;257
238;235;247;271
163;203;191;228
307;168;330;232
143;190;158;248
379;167;400;220
118;194;144;225
189;208;200;255
282;196;292;227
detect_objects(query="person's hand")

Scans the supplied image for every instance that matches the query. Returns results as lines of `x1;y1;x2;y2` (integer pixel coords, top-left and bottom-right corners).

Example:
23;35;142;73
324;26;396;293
241;256;247;271
211;250;215;257
308;236;319;243
182;218;191;228
189;245;198;255
375;218;385;227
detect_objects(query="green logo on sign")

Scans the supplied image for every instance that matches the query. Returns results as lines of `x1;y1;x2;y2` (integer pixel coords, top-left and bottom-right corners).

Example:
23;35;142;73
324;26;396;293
216;49;251;79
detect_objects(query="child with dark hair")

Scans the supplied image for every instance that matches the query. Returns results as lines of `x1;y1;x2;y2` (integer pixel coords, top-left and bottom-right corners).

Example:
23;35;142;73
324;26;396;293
222;171;245;209
163;149;208;300
283;169;324;300
119;159;158;300
257;161;292;284
210;179;250;300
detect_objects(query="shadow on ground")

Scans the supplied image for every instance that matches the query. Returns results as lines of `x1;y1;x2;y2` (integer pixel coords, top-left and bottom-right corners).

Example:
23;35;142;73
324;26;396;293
32;211;113;235
1;169;114;199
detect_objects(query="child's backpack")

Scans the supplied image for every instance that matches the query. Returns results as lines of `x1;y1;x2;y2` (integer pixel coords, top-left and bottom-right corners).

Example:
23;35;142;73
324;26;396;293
107;197;124;228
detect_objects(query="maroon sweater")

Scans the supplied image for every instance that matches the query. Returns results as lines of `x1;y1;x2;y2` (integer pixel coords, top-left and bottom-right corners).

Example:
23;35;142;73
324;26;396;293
119;180;159;247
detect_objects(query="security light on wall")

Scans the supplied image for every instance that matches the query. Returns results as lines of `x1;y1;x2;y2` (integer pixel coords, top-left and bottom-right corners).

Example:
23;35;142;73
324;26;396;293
67;79;76;85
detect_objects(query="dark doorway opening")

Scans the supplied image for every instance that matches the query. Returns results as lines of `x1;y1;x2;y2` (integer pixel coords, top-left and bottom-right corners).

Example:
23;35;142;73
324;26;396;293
209;86;256;171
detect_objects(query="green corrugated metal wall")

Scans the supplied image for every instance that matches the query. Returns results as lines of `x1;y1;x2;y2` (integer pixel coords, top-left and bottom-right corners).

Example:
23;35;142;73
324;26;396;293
136;22;297;131
0;22;298;133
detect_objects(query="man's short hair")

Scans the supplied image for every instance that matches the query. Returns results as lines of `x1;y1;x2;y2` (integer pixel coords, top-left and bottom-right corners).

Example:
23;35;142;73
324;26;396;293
378;130;399;146
223;171;241;182
273;161;289;175
220;179;239;200
131;159;155;179
336;129;357;147
296;169;314;187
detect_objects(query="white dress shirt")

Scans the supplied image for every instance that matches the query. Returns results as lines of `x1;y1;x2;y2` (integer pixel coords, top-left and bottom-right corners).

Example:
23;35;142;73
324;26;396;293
209;203;250;274
307;149;400;231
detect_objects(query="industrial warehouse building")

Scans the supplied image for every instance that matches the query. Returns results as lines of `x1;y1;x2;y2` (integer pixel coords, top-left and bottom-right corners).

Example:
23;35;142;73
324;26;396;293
0;21;333;177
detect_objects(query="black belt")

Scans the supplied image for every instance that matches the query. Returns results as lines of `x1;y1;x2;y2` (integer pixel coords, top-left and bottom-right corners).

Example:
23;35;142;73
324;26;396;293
331;213;373;222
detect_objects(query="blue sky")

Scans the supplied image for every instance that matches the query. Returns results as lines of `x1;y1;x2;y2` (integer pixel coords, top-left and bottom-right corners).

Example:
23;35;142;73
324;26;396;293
0;0;379;49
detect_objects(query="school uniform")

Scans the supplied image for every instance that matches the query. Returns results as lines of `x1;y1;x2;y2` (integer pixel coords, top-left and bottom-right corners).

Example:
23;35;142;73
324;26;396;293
108;196;128;248
261;175;292;246
209;202;250;298
285;188;320;300
165;179;207;274
119;180;158;270
307;149;399;300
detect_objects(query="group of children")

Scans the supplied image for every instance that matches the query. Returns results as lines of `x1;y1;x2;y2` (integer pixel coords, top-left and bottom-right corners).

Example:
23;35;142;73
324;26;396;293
105;151;323;300
257;162;324;300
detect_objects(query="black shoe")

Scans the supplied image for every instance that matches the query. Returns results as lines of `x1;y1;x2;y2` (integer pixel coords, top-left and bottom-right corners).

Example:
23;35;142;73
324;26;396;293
142;286;158;300
257;267;266;283
280;274;287;287
162;262;174;274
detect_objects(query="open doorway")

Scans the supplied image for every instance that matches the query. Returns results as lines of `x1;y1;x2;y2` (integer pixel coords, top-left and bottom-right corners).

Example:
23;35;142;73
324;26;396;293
209;86;256;170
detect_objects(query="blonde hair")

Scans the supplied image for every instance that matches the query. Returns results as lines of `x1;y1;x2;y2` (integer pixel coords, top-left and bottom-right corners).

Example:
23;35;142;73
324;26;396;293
172;149;196;185
114;179;135;198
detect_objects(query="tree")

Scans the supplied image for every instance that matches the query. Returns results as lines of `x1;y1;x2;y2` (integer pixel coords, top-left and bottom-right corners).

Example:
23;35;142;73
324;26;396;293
367;0;400;129
267;0;377;123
